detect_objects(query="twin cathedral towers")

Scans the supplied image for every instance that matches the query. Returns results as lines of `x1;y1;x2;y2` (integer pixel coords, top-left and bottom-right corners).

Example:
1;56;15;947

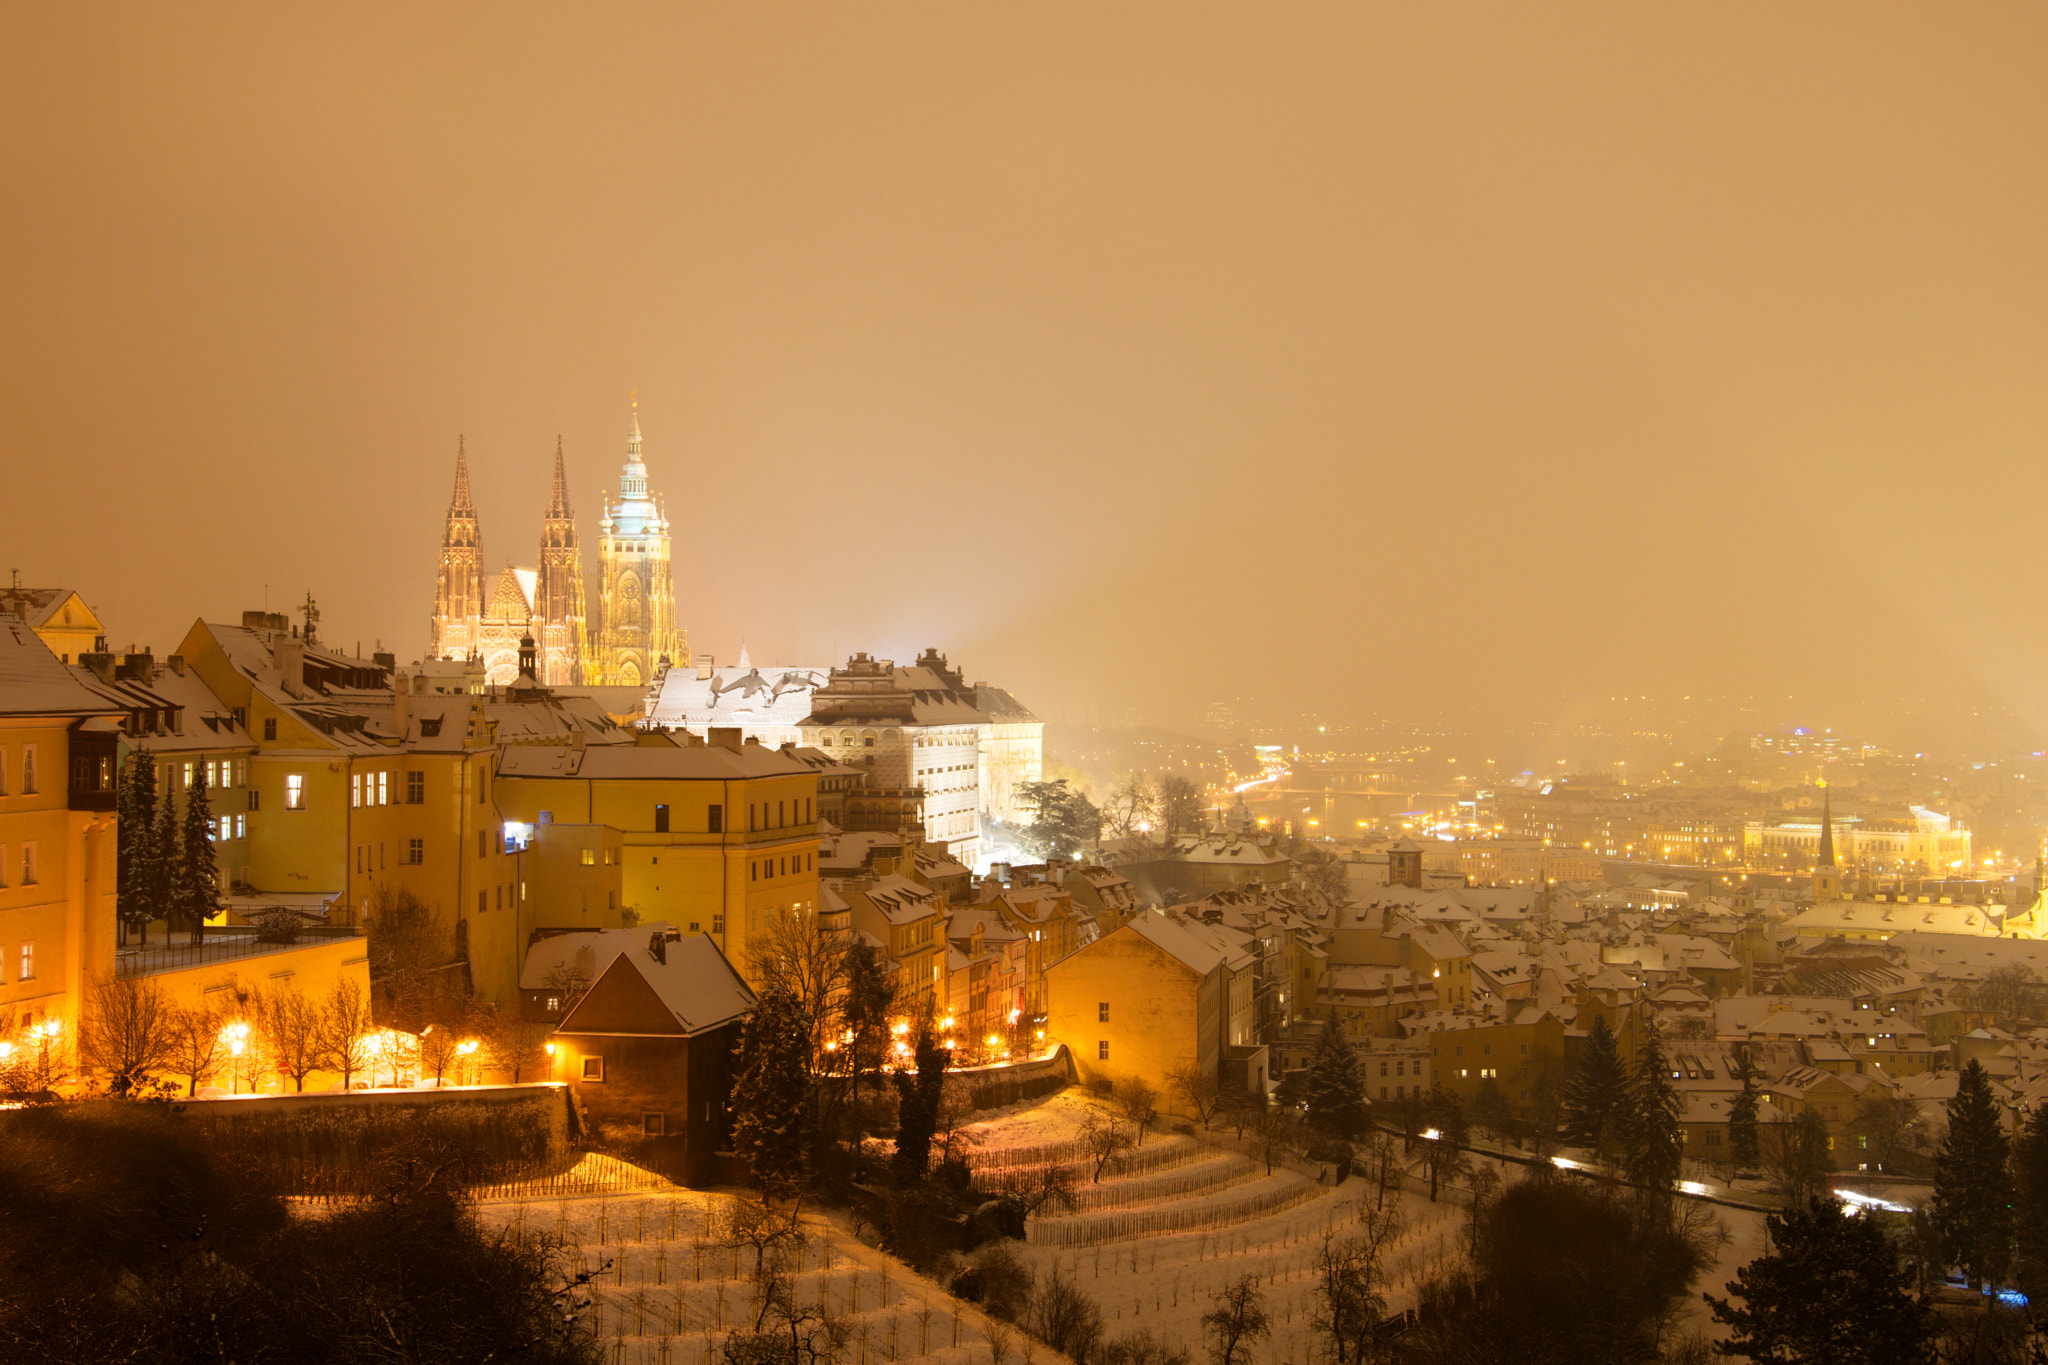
429;399;684;688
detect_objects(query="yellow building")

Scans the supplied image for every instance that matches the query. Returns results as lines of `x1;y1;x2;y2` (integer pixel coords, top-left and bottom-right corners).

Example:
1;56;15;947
840;874;948;1017
0;618;122;1040
1;582;108;665
979;878;1083;1018
177;614;394;902
1423;1006;1569;1114
71;650;259;931
1046;911;1259;1111
493;730;820;983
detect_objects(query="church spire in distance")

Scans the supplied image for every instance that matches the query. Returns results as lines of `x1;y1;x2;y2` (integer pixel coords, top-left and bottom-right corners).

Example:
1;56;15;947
450;434;476;518
546;435;573;519
1817;782;1837;869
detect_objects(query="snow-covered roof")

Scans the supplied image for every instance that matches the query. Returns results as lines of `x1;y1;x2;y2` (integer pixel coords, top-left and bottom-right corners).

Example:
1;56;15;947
496;737;818;780
0;619;125;718
555;928;756;1037
645;665;829;731
1123;910;1255;977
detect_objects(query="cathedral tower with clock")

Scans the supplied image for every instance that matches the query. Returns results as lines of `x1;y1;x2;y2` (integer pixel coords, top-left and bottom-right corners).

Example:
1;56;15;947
591;397;683;687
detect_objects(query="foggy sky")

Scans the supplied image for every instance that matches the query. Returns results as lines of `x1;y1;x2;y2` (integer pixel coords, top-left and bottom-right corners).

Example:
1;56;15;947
4;6;2043;737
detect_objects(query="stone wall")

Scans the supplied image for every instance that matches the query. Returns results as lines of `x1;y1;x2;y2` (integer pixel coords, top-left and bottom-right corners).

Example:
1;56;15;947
173;1082;573;1193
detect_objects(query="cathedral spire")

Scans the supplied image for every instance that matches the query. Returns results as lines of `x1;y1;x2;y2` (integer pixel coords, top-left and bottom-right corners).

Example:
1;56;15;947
450;435;475;516
546;436;573;519
1817;782;1837;869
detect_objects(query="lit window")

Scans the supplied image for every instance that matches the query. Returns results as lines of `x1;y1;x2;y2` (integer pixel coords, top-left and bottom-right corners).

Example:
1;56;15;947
285;774;306;810
351;774;361;808
581;848;596;866
18;942;32;980
377;772;389;806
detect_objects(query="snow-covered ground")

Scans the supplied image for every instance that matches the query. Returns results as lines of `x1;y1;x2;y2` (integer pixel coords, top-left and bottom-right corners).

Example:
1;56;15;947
472;1095;1775;1365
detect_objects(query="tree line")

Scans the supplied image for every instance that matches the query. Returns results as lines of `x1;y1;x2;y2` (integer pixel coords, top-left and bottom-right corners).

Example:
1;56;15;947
115;751;223;946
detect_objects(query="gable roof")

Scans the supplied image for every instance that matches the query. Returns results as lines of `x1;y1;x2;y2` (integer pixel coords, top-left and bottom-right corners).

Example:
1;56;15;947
0;620;125;718
556;931;756;1037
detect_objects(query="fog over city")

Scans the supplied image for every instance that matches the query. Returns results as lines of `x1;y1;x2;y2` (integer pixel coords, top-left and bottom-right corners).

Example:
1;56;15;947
9;9;2048;1365
5;6;2044;740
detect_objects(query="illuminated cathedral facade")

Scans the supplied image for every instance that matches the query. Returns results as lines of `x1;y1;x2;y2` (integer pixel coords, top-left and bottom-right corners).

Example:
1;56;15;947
428;402;682;688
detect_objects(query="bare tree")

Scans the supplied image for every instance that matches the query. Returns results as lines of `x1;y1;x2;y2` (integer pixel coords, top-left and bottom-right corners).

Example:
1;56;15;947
540;954;595;1017
1081;1109;1138;1182
1029;1271;1104;1365
1765;1110;1834;1204
479;1000;552;1082
165;1000;226;1095
1170;1064;1222;1125
1114;1076;1159;1141
1201;1275;1270;1365
1312;1204;1403;1365
362;885;458;1030
253;983;330;1092
77;973;175;1095
1974;963;2041;1032
1101;773;1158;840
1852;1090;1928;1173
718;1196;805;1277
1359;1128;1402;1210
317;977;375;1090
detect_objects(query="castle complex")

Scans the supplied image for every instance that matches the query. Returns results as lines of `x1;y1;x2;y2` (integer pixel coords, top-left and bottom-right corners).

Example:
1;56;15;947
428;401;682;686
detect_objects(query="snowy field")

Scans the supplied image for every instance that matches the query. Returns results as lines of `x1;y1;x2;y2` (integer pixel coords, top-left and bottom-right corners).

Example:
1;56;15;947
471;1094;1772;1365
475;1160;1016;1365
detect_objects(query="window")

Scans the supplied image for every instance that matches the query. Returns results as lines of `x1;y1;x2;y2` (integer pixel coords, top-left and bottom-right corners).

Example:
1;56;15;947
580;848;596;866
405;771;423;804
0;845;8;887
478;891;487;915
377;772;389;806
406;839;423;866
654;804;669;834
18;942;32;981
1098;1002;1110;1022
545;996;560;1012
284;774;305;810
711;913;725;935
1098;1040;1110;1060
21;843;35;886
263;718;277;741
1379;1061;1388;1077
582;1057;604;1082
708;803;722;833
21;745;35;795
478;830;486;858
248;789;260;811
234;814;246;839
351;774;361;808
750;861;758;882
643;1113;666;1138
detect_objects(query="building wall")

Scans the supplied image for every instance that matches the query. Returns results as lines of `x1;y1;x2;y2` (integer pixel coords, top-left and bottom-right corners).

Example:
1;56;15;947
0;718;116;1037
554;1022;739;1185
1046;929;1208;1105
493;768;819;979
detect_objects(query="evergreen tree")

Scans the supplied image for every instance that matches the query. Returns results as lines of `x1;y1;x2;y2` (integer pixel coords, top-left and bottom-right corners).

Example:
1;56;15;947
1727;1052;1762;1173
891;1023;950;1181
173;762;221;946
1932;1058;2015;1288
115;752;160;945
729;989;813;1193
1303;1016;1367;1140
2013;1105;2048;1303
1624;1025;1683;1194
1560;1014;1630;1157
1017;780;1103;860
1706;1196;1935;1365
154;784;179;940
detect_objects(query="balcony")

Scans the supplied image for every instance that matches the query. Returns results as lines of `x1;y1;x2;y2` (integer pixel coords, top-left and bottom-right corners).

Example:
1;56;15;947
115;925;364;978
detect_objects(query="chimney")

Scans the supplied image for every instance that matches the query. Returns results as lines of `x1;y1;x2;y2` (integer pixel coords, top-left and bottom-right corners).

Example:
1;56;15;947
696;654;715;682
709;727;743;753
373;650;396;671
164;654;186;676
274;635;306;698
78;651;117;684
648;930;667;965
392;670;412;738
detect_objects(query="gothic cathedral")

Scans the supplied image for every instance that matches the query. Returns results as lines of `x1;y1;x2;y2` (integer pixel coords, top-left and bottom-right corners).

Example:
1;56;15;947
591;399;683;686
428;401;680;688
